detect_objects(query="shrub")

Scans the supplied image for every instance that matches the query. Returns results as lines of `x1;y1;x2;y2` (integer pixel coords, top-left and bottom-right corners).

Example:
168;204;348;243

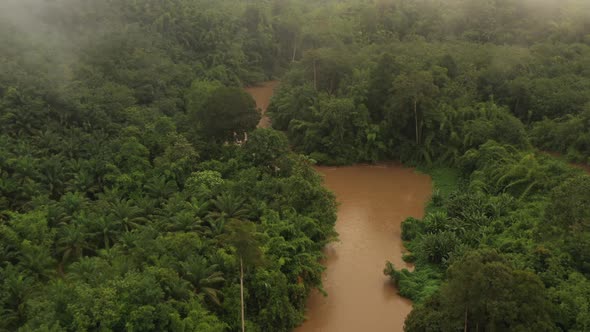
401;217;424;241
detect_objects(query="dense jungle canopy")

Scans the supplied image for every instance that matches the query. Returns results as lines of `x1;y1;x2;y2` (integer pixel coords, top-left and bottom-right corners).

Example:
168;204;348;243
1;0;590;331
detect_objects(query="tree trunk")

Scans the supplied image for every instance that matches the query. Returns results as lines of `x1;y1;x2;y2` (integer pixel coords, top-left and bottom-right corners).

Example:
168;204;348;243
414;98;419;145
313;59;317;91
464;307;468;332
240;257;245;332
292;41;297;62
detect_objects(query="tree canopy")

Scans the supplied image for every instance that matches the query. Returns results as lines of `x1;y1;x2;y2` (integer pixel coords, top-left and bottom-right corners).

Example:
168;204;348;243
2;0;590;331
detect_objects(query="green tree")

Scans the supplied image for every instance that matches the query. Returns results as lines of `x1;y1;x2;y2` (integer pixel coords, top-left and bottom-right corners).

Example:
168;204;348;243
180;256;225;306
198;87;260;143
106;198;147;233
543;175;590;274
406;250;556;332
0;266;36;330
55;223;93;268
207;193;251;237
242;128;289;170
392;70;439;145
88;217;121;250
223;220;263;332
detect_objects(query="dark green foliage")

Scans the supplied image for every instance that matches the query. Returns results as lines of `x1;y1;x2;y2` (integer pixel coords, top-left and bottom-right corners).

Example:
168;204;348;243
0;131;335;331
405;250;556;332
272;50;532;165
418;231;460;265
530;108;590;164
390;144;590;331
0;1;340;330
265;1;589;330
2;0;590;330
430;189;444;207
401;217;424;242
542;176;590;275
199;87;260;143
242;128;290;171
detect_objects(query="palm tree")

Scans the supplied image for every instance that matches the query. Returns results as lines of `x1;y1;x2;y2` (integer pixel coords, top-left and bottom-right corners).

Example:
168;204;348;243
392;71;439;145
19;244;56;280
419;231;459;264
60;191;88;216
68;168;100;196
88;216;121;249
117;231;144;255
424;211;449;233
108;198;147;232
132;195;159;223
157;193;185;216
180;256;225;305
417;133;435;166
438;108;463;165
489;150;544;199
188;197;210;219
208;217;228;237
206;193;250;237
208;193;260;332
56;223;93;269
165;211;206;233
0;267;35;330
0;243;17;266
40;157;66;199
46;203;70;227
66;257;107;285
144;175;178;201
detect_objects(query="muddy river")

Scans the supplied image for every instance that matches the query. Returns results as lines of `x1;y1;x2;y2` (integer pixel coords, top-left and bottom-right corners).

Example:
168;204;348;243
245;82;433;332
244;80;279;129
296;165;432;332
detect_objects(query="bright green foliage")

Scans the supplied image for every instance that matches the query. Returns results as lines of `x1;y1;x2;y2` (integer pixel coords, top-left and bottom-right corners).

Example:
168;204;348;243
268;0;587;330
386;143;590;331
383;263;442;303
0;124;336;331
2;0;590;330
0;1;340;330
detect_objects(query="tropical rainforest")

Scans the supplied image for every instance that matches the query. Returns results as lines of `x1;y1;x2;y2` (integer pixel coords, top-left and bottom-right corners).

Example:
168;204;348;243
1;0;590;331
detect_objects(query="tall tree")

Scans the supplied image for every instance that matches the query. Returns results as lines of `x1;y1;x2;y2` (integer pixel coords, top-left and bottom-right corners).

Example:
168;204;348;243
223;220;262;332
405;250;556;332
392;70;439;145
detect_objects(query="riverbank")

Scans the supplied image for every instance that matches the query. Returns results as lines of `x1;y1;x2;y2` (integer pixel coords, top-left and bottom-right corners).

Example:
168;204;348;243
383;167;460;302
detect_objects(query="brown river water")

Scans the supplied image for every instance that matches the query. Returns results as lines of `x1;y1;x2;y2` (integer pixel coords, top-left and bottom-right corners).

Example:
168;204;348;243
244;80;279;129
245;83;433;332
296;165;432;332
